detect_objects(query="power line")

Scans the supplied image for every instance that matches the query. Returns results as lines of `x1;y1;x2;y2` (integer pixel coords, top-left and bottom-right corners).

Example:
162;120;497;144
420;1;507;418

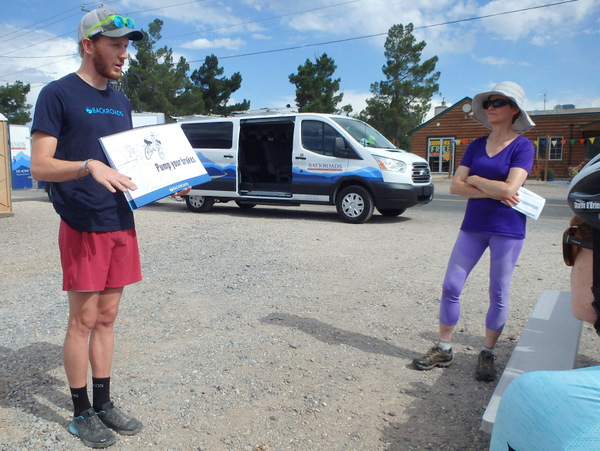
0;11;82;45
0;0;364;58
164;0;365;41
0;56;74;81
0;0;581;83
206;0;579;61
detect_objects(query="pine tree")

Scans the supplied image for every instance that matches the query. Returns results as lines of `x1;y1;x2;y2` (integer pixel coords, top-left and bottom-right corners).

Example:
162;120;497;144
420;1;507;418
360;23;439;149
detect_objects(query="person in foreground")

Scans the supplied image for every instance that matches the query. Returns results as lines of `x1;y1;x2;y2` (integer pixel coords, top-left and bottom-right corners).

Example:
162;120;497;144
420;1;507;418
564;215;595;324
490;226;598;451
30;7;186;448
490;156;600;450
413;81;535;382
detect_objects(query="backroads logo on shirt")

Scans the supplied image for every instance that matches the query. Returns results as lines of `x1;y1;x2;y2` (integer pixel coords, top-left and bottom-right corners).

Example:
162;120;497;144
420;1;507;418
85;107;124;117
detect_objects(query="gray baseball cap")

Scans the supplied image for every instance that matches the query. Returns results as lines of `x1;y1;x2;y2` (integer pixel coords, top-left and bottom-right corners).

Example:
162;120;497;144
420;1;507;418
78;7;144;42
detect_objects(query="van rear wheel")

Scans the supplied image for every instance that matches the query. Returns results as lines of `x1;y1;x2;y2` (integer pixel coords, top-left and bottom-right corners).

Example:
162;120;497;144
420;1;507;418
336;186;374;224
235;201;257;209
185;195;215;213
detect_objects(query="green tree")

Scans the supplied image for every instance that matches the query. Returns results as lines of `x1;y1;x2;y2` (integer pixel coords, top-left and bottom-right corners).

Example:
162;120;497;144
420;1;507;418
123;19;190;117
0;81;32;124
189;54;249;115
360;23;439;149
289;53;348;113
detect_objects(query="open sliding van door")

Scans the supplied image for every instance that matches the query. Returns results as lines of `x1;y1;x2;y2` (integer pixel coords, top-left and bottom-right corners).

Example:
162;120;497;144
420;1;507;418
238;116;295;197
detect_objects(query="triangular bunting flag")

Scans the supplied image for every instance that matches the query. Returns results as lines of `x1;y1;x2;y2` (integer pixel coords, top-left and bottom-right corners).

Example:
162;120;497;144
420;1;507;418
591;137;596;144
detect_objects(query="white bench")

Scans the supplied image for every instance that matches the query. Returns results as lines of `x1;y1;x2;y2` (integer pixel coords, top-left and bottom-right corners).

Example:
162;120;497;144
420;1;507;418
481;290;583;434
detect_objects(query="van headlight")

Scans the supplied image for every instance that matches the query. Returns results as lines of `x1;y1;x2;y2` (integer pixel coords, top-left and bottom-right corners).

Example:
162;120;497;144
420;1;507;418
373;156;406;173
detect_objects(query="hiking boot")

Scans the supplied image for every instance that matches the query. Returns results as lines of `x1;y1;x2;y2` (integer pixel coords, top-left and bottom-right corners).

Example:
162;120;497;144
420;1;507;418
412;345;454;370
96;402;143;436
68;407;116;448
476;350;497;382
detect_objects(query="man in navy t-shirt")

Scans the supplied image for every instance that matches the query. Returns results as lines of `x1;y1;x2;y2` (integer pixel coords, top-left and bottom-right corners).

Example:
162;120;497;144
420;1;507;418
31;7;188;449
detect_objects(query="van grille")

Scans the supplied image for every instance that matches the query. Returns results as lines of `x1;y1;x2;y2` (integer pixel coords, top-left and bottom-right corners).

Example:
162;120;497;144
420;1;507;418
412;163;431;183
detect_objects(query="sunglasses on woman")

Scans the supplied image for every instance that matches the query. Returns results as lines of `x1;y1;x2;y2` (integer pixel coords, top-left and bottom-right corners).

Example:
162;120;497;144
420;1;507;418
563;226;593;266
482;99;513;110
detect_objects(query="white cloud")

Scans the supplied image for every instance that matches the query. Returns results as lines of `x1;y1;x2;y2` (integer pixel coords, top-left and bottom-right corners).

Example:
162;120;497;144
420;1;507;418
477;0;598;42
476;56;532;68
531;35;556;46
338;89;370;115
181;37;245;51
478;56;510;67
0;25;80;106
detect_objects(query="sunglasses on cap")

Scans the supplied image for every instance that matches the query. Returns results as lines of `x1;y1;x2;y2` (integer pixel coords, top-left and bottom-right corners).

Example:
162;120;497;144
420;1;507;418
562;226;593;266
482;99;513;110
85;15;135;39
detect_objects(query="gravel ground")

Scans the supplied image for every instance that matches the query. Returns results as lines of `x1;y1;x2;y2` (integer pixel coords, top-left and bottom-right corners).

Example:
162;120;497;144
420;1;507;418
2;180;599;451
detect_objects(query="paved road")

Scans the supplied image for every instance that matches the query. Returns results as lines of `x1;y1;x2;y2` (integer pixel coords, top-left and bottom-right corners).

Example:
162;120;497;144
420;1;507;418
431;179;571;219
8;178;573;220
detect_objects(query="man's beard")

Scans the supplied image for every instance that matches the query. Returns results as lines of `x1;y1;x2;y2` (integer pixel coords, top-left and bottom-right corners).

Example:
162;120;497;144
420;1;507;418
92;53;122;80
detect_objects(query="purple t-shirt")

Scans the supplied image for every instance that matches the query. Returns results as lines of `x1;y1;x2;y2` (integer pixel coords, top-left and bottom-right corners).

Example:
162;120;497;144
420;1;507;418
459;135;534;239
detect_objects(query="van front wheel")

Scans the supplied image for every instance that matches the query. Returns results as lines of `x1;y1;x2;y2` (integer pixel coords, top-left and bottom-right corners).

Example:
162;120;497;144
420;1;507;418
336;186;374;224
185;195;215;213
377;208;405;217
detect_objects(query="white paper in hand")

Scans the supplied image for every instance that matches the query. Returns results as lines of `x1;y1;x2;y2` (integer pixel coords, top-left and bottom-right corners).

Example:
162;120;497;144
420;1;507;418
504;187;546;220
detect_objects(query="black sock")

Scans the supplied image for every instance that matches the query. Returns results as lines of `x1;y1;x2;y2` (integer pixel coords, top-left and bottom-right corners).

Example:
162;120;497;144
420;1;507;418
92;377;111;411
70;386;91;417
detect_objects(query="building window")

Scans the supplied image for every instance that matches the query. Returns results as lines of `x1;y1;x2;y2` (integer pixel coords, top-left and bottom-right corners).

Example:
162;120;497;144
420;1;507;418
537;136;563;161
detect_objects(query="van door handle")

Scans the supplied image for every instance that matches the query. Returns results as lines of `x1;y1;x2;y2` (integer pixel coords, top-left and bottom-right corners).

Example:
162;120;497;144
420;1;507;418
224;154;234;159
295;156;306;160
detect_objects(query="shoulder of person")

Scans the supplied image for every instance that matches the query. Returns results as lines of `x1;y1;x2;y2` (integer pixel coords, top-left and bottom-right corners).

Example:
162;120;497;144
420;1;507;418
40;73;81;96
514;135;534;146
466;135;489;150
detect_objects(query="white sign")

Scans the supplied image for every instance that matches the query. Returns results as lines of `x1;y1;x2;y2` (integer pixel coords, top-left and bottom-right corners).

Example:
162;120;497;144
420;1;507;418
100;123;210;210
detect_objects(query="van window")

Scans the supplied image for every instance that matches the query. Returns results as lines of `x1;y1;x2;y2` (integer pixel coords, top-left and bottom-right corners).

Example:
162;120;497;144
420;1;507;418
301;120;341;156
181;122;233;149
332;116;395;149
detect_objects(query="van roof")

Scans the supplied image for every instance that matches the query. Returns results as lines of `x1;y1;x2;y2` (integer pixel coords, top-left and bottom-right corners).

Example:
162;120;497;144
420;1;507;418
175;111;355;123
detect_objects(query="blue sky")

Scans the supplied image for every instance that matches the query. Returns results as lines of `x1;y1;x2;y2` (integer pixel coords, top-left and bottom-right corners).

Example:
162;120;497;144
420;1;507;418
0;0;598;120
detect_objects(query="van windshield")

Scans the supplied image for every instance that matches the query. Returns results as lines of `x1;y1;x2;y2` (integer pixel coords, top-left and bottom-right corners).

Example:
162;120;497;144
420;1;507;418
332;117;397;150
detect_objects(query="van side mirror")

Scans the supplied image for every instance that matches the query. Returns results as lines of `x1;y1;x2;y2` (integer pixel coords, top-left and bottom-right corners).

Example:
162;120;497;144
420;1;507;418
333;137;352;158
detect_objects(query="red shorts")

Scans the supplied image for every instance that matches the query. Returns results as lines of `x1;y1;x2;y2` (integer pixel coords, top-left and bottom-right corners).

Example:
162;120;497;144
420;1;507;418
59;220;142;291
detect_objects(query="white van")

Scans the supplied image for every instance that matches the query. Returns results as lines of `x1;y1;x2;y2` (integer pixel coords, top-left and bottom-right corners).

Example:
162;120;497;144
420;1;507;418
178;112;433;223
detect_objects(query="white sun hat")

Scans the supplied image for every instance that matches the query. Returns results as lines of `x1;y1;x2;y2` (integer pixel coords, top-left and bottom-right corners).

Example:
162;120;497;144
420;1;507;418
470;81;535;133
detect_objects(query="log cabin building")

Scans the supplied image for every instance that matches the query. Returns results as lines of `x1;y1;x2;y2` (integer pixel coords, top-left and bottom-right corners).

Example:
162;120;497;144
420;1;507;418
408;98;600;180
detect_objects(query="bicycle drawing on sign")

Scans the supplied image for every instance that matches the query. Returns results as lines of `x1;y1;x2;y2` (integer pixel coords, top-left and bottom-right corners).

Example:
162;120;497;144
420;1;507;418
144;132;165;160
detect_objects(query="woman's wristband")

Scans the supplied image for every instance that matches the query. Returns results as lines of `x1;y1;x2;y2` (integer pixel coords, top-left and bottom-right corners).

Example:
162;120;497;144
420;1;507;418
76;159;93;179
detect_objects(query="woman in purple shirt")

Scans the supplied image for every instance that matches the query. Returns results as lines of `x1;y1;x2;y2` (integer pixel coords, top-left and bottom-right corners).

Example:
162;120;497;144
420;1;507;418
413;81;535;381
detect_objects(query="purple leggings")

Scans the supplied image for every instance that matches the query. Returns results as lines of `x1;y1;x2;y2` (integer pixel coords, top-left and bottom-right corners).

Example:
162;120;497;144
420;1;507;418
439;230;524;332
